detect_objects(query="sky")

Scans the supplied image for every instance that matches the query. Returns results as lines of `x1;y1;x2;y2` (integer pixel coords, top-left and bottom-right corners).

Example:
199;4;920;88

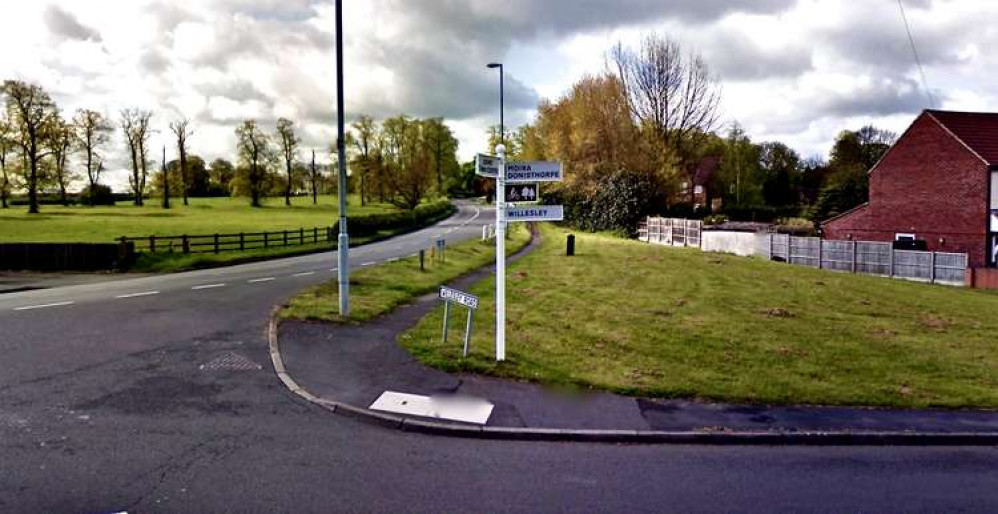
1;0;995;191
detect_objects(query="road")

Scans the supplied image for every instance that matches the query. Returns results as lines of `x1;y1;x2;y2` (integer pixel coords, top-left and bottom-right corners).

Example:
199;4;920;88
1;201;997;513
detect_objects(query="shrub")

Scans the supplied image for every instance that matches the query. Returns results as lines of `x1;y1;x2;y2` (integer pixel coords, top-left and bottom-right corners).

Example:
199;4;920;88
81;184;116;206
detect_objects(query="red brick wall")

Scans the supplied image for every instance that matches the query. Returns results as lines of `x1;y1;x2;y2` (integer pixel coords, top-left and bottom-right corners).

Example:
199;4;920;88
823;114;989;267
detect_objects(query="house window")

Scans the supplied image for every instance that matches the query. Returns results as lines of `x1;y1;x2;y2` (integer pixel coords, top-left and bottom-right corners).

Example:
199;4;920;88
694;185;704;195
895;233;916;242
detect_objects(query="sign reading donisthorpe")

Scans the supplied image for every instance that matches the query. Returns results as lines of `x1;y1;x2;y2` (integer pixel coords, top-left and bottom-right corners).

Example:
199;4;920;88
439;286;480;310
506;161;563;183
505;205;564;222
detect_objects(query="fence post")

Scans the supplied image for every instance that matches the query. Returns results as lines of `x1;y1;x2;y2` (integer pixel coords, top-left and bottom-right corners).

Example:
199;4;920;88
888;245;895;278
851;241;858;274
214;234;220;254
182;235;190;254
818;238;824;269
314;227;319;244
930;252;937;284
240;233;245;251
264;232;269;249
300;228;304;246
149;235;156;254
283;230;288;247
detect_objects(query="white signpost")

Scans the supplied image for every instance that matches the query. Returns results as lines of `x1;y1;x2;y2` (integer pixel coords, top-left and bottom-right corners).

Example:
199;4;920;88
439;286;479;357
483;148;564;362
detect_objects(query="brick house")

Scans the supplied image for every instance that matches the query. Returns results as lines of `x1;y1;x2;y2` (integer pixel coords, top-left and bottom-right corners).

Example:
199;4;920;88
822;110;998;269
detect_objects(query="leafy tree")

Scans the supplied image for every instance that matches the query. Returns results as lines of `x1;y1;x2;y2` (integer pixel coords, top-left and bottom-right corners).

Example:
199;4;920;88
422;117;459;193
275;117;299;206
46;112;76;206
0;112;14;208
351;115;378;205
812;126;897;221
2;80;57;214
72;109;112;207
120;108;152;206
208;158;235;192
234;120;272;207
758;142;800;208
381;115;432;210
169;118;193;206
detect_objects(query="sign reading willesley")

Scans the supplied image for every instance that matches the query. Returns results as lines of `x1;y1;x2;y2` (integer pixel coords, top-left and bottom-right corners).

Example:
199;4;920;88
439;286;480;310
506;161;563;183
505;205;564;222
475;154;500;178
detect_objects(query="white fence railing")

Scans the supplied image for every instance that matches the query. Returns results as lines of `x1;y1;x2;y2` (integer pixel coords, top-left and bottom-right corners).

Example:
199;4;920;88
637;217;702;248
638;217;968;287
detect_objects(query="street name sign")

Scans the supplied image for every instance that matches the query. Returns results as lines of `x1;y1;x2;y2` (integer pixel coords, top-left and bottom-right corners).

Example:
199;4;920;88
439;286;480;310
505;183;539;203
505;205;564;222
475;153;500;178
506;161;563;183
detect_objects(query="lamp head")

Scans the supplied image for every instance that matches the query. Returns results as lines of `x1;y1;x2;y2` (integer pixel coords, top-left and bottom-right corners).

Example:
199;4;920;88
487;63;502;69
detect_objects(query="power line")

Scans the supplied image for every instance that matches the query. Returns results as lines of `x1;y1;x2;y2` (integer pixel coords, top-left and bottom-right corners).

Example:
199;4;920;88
897;0;936;108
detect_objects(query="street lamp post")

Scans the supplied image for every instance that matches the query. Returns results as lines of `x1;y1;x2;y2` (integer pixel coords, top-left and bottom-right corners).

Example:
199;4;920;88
336;0;350;316
487;62;506;361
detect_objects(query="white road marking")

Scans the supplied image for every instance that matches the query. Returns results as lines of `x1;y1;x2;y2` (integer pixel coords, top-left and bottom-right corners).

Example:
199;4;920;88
248;277;276;283
292;271;316;277
361;262;377;267
387;257;400;263
329;268;338;272
192;284;226;290
115;291;160;299
14;301;75;311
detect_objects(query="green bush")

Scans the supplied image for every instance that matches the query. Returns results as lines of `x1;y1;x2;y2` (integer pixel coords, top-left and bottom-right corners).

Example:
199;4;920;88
80;184;116;206
337;199;455;237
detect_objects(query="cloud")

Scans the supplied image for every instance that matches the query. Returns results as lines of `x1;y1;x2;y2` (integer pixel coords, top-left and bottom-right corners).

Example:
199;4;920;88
44;5;102;42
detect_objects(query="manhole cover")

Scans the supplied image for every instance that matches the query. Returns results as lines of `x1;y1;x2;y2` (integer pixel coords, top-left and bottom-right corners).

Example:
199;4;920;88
199;352;262;372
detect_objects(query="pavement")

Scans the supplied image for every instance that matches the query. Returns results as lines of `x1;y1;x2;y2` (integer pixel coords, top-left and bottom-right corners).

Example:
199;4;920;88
274;227;998;444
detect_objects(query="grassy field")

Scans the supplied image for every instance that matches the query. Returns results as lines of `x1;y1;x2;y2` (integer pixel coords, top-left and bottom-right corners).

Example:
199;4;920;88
401;224;998;409
0;195;400;243
281;224;531;323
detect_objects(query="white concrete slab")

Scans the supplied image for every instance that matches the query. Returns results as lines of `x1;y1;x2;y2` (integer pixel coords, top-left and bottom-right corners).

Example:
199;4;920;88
369;391;494;425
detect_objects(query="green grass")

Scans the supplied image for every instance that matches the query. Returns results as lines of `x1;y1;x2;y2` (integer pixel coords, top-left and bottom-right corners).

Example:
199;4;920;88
401;224;998;409
0;195;401;243
280;225;532;323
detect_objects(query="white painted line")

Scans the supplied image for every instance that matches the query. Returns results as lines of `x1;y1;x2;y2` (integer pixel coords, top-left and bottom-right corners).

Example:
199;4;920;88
292;271;316;277
361;262;377;267
248;277;276;283
369;391;494;425
14;301;75;311
329;268;338;272
387;257;400;263
191;284;226;290
115;291;160;299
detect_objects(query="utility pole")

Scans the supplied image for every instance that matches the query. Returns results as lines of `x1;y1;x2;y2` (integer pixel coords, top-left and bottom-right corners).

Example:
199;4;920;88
335;0;350;316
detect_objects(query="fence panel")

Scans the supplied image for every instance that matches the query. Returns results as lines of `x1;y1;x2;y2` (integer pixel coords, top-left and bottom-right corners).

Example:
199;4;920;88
856;242;891;276
789;236;820;267
894;250;933;282
821;240;854;272
641;217;700;248
935;252;968;285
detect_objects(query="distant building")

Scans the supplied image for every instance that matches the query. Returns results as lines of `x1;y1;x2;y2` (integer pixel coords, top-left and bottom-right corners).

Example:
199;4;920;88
680;156;722;211
822;110;998;268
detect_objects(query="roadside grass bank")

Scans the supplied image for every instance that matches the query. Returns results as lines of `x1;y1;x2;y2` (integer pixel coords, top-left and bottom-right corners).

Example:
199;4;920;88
280;224;531;324
0;195;403;243
401;224;998;409
131;201;456;273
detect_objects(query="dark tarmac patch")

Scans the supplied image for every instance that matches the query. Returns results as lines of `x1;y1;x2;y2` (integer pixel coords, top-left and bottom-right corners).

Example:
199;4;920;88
74;376;238;415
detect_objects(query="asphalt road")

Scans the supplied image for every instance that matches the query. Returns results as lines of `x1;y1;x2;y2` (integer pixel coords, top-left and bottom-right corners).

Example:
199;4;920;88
1;201;997;513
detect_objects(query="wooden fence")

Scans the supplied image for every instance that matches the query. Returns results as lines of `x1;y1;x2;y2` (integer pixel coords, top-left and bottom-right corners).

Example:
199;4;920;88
764;234;967;286
120;226;335;255
637;217;702;248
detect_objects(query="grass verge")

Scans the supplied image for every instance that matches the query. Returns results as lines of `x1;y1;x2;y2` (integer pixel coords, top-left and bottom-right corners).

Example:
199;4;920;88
280;224;531;323
401;224;998;409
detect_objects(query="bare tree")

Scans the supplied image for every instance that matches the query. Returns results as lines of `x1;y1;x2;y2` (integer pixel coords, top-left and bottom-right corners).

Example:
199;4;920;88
351;115;378;206
611;34;721;203
2;80;57;214
169;118;193;206
46;113;76;206
308;149;322;204
275;118;299;206
235;120;271;207
0;111;16;208
72;109;112;206
121;109;153;206
160;145;170;209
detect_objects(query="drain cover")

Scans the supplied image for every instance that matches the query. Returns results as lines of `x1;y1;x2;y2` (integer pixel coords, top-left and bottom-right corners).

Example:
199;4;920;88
199;352;262;372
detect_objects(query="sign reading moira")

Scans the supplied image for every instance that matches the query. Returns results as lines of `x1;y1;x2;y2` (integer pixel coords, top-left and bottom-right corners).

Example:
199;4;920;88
439;286;480;310
506;161;563;183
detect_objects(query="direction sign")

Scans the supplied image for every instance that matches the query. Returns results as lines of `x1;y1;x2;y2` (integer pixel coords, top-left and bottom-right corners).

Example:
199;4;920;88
439;286;480;310
506;161;563;183
505;183;539;203
475;153;500;178
505;205;564;222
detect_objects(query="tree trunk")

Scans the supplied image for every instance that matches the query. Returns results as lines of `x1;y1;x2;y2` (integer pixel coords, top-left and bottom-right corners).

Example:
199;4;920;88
285;162;292;207
28;139;39;214
180;148;188;206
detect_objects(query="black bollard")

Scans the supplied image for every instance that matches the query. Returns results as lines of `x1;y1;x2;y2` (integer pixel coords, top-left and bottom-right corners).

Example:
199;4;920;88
420;249;426;271
567;234;575;256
